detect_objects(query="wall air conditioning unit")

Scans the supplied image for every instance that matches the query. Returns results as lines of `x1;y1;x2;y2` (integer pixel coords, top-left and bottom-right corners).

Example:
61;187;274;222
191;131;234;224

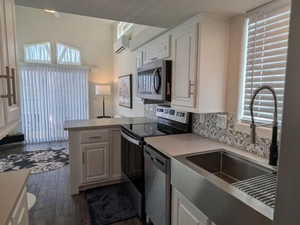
113;35;130;54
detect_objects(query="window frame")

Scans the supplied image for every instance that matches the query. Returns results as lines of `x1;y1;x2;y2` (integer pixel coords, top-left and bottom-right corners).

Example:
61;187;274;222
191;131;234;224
23;41;82;66
117;22;134;39
56;42;81;65
237;4;290;129
24;41;52;64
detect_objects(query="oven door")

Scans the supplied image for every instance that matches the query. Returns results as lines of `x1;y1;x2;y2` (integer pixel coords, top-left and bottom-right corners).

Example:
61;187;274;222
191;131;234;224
121;129;145;194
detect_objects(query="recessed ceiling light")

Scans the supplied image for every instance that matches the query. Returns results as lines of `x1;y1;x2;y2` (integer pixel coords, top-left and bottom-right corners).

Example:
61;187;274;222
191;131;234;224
43;9;60;17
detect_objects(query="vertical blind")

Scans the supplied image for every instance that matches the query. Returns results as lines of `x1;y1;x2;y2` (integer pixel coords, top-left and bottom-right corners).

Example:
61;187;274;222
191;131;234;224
20;64;89;143
24;42;52;64
241;6;290;123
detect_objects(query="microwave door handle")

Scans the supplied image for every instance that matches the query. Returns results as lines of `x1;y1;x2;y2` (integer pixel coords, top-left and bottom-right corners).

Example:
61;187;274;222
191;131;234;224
121;131;141;146
153;69;161;94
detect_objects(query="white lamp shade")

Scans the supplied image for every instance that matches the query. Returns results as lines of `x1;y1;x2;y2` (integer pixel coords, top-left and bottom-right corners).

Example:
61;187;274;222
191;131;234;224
95;84;111;96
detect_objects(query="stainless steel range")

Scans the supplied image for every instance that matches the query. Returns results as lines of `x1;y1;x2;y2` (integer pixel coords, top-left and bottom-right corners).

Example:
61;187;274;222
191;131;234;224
120;106;190;220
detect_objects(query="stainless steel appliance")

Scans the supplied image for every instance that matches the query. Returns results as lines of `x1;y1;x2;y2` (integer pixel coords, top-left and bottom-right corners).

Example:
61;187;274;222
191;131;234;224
144;145;171;225
120;106;190;219
137;60;172;101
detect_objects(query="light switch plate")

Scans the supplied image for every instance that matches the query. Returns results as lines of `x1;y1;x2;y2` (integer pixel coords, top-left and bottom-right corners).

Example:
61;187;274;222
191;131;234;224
216;114;227;129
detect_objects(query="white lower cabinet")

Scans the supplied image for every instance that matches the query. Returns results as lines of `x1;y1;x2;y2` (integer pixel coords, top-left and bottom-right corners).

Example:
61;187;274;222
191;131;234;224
172;188;215;225
82;142;110;183
10;187;29;225
68;127;122;194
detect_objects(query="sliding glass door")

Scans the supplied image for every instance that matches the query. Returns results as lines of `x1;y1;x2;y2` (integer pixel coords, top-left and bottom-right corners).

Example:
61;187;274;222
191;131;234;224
20;64;89;143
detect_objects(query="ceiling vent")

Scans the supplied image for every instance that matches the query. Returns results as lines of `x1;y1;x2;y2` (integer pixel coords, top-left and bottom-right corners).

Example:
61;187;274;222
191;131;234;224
113;35;130;54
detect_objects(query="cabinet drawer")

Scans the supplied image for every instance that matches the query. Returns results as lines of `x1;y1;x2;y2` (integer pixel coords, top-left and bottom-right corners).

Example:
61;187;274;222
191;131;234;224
11;187;29;225
80;130;109;143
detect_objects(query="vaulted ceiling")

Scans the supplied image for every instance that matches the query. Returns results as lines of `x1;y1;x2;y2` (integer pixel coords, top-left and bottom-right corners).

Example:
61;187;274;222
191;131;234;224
16;0;275;27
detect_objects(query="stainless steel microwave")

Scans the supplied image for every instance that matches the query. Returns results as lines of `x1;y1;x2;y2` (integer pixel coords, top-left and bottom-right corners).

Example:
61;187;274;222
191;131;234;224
137;60;172;101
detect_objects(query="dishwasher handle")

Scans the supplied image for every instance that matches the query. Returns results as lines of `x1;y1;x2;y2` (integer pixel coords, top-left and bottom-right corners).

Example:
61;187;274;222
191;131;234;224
144;146;169;173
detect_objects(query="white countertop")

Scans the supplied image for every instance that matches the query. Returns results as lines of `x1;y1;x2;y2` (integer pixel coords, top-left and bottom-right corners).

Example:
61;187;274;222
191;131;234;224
64;117;155;130
145;133;274;170
0;169;30;225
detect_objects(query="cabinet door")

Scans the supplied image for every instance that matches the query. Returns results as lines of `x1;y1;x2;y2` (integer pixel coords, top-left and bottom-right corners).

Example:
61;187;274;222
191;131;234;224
11;187;29;225
82;142;110;183
172;188;210;225
0;0;8;130
110;129;122;179
171;21;198;108
3;0;20;124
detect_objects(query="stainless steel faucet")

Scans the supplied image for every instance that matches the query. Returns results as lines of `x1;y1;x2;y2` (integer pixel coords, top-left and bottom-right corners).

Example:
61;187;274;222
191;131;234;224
250;85;279;166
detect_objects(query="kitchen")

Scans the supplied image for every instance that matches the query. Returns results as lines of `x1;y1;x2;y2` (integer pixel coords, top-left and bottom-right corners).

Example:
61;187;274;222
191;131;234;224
0;0;299;225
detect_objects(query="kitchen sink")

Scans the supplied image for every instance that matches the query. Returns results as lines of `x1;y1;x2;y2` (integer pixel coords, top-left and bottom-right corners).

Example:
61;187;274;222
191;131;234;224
172;149;276;225
186;150;272;183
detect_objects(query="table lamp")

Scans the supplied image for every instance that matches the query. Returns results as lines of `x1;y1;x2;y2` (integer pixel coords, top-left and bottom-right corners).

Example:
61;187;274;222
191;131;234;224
95;84;111;118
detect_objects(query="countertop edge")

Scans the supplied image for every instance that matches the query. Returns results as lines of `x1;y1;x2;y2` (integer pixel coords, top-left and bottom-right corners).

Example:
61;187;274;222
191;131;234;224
64;117;156;130
144;133;275;221
144;133;275;171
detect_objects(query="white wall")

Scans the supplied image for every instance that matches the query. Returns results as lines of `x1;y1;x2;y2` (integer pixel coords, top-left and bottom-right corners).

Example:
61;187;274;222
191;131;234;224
15;6;114;118
112;24;165;117
113;48;145;117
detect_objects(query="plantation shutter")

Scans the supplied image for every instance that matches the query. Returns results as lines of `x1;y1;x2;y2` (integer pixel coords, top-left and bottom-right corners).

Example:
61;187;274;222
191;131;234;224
242;6;290;124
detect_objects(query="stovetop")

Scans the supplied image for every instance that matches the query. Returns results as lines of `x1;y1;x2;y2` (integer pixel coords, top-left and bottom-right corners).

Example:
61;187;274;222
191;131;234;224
121;123;167;138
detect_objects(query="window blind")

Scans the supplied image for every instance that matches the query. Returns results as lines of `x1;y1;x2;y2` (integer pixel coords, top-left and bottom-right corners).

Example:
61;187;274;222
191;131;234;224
24;42;51;64
57;43;81;65
241;7;290;124
20;64;89;143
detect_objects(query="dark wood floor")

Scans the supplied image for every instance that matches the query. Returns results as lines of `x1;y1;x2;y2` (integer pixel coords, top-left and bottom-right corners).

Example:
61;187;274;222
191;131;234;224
0;142;143;225
27;165;144;225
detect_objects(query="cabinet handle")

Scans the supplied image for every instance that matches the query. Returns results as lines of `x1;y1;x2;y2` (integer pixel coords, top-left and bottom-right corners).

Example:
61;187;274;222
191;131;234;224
11;68;16;105
0;66;12;105
82;152;85;164
89;136;102;139
189;80;196;96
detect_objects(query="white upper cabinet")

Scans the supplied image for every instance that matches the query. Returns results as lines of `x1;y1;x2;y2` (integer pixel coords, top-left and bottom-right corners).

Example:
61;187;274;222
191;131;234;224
0;0;20;139
137;32;171;67
171;15;228;113
136;14;228;113
171;18;198;108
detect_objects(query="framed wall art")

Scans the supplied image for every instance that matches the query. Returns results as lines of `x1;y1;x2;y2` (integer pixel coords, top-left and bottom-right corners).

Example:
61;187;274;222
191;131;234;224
118;74;132;108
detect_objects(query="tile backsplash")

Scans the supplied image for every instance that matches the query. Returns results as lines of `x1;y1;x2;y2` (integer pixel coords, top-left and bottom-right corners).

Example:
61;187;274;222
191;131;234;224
144;104;158;120
192;113;272;159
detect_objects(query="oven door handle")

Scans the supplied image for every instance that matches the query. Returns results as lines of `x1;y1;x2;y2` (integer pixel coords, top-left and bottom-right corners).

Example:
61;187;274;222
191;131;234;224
121;131;141;146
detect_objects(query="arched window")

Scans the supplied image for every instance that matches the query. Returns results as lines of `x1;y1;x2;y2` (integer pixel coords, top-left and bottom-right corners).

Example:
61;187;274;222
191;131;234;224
23;42;81;65
56;43;81;65
24;42;51;63
117;22;133;39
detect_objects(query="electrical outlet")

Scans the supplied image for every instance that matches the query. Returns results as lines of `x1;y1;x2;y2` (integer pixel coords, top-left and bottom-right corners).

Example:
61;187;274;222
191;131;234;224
216;114;227;129
199;114;205;123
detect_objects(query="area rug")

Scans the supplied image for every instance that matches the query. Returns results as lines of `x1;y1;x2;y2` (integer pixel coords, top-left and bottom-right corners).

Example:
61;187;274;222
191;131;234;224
86;184;137;225
0;149;69;174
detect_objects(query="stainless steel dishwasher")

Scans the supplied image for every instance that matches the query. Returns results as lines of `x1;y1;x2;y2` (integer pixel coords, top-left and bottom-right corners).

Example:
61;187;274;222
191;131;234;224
144;145;171;225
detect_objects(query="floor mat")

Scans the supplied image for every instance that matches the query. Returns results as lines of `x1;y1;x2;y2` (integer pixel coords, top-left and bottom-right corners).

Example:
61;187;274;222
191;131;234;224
0;149;69;174
86;184;138;225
